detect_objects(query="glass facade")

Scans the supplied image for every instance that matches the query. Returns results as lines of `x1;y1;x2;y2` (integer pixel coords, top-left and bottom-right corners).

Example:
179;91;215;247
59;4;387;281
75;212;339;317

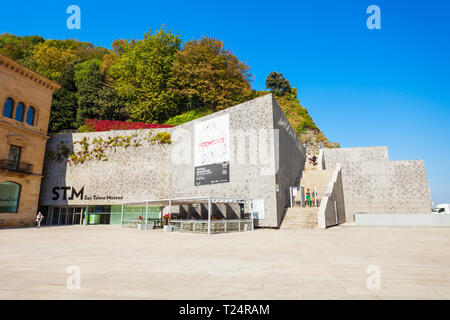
40;205;161;226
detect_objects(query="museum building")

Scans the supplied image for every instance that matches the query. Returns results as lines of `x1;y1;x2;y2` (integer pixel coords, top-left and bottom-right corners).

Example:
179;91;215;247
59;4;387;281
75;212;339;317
38;94;305;229
37;93;433;230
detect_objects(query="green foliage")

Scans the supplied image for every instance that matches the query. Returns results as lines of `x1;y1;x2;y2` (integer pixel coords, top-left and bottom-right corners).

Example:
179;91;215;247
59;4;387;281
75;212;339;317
164;108;212;125
66;131;168;164
49;63;78;132
75;63;105;126
109;27;182;123
46;142;72;161
75;63;127;127
73;58;102;88
31;42;78;80
1;31;338;148
0;34;106;74
265;71;291;95
169;37;252;112
271;87;335;146
150;132;172;144
77;124;96;133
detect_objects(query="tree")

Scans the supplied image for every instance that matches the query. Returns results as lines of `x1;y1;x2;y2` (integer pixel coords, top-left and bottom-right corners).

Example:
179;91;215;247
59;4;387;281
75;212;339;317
75;63;105;126
265;71;291;95
48;63;78;132
32;42;78;80
96;85;128;121
109;27;182;123
73;58;102;88
169;37;252;112
75;62;127;126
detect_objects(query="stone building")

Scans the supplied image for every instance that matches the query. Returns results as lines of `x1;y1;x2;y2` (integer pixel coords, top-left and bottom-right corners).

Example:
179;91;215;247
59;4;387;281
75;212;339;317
38;94;433;229
321;146;433;222
39;94;306;228
0;54;60;228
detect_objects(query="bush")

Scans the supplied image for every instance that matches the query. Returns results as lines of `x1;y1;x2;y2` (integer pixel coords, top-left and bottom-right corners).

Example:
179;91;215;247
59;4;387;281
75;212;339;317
164;109;212;126
79;119;173;132
150;132;172;144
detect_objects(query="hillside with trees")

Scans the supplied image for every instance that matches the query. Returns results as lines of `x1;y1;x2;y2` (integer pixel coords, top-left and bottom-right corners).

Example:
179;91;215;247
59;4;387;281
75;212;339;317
0;29;338;147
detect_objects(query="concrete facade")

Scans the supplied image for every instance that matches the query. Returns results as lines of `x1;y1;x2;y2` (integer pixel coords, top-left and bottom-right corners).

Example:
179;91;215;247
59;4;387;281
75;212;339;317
0;54;59;228
39;95;305;228
323;147;432;222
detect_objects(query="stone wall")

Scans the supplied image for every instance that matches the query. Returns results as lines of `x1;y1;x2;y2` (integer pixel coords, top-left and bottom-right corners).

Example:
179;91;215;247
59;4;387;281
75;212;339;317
272;96;306;227
323;147;432;222
39;94;304;227
0;54;58;228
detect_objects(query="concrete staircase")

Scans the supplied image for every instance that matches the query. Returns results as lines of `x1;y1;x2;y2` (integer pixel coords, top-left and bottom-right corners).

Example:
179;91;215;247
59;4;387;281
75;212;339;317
280;151;334;229
280;207;319;229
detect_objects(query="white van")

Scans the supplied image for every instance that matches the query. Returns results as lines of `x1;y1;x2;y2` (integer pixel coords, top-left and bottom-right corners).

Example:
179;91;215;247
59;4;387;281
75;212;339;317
432;204;450;214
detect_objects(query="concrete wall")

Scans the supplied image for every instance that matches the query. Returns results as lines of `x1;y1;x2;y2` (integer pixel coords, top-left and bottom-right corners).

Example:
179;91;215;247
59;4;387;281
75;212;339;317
317;165;346;228
323;147;432;222
39;94;304;227
272;96;306;227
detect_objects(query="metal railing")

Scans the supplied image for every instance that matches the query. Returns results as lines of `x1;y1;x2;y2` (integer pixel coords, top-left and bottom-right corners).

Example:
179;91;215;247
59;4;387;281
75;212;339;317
170;219;253;234
122;218;162;228
0;160;33;174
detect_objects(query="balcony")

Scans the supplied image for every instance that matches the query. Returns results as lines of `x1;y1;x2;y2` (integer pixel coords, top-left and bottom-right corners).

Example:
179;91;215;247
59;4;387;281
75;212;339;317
0;160;34;174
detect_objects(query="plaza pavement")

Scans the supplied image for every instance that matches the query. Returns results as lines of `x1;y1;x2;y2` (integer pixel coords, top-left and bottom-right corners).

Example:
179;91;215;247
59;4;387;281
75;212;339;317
0;225;449;299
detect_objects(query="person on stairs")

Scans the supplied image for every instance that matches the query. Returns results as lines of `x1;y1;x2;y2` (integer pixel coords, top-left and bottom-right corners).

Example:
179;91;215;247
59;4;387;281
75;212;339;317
306;189;312;207
306;152;313;164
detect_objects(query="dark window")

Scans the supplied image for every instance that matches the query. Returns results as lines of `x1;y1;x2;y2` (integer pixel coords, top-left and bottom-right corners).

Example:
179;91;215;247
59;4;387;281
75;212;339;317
7;145;22;171
0;182;21;213
15;102;25;122
26;106;35;125
438;208;445;213
3;98;14;118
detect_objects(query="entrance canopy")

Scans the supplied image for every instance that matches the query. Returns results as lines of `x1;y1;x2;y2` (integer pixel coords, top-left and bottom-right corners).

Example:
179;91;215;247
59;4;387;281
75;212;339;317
122;196;249;206
121;197;252;234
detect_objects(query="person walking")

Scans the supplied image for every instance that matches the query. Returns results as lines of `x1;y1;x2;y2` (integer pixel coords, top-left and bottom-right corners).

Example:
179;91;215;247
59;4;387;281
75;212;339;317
307;153;313;164
36;211;44;228
306;189;312;207
312;190;316;207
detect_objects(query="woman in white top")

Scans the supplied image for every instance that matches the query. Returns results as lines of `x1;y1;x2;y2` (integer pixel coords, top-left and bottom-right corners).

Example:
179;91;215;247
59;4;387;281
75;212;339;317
36;212;44;228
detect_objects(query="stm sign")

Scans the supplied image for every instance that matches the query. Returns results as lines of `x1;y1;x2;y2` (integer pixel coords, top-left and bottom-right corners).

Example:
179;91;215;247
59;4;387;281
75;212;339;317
52;186;84;200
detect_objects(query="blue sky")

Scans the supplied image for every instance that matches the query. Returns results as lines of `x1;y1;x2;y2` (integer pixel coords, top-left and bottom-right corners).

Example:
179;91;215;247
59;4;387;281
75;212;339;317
1;0;449;204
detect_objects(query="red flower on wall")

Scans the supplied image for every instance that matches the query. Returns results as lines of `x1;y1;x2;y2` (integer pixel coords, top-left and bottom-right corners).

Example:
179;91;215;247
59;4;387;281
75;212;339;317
83;119;173;132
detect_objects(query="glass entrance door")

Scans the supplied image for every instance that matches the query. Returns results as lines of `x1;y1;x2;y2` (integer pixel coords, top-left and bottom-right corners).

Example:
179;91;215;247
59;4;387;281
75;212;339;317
48;206;86;225
73;207;82;225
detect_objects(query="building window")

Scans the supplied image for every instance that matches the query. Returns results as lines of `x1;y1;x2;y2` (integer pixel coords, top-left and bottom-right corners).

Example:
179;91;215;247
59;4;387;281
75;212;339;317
7;145;22;171
26;106;35;125
15;102;25;122
3;98;14;118
0;182;21;213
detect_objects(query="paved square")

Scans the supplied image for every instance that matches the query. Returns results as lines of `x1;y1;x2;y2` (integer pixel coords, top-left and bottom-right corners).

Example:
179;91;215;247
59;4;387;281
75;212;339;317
0;225;449;299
